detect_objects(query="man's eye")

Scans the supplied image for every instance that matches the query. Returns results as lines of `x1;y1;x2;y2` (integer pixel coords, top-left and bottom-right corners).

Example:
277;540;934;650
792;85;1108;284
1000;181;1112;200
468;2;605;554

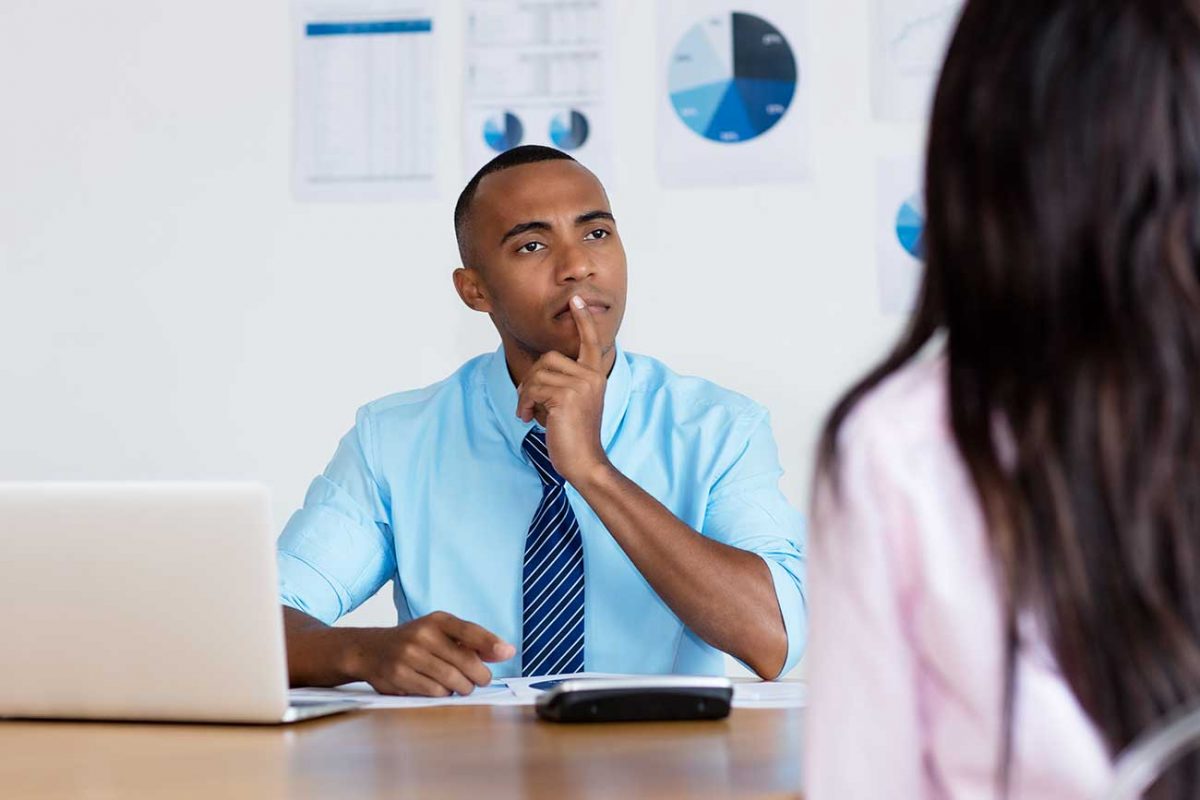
519;242;546;253
585;229;609;240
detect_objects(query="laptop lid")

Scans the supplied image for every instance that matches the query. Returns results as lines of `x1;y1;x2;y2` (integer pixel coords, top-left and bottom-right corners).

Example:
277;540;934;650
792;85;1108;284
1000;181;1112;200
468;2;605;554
0;482;291;723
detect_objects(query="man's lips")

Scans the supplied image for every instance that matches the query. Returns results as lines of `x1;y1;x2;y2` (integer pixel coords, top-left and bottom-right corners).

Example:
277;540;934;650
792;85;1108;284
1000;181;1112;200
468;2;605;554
553;299;611;320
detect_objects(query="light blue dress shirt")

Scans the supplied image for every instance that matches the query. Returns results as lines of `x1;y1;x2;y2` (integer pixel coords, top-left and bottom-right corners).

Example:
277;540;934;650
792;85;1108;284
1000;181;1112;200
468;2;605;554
277;345;807;677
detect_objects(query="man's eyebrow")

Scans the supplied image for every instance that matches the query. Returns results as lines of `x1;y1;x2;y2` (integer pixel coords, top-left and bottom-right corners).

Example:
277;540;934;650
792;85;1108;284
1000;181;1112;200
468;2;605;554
499;212;614;244
499;220;552;245
576;210;615;225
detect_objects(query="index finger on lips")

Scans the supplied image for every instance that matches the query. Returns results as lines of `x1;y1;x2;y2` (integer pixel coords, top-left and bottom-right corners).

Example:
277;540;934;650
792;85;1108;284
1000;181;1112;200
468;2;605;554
568;295;604;372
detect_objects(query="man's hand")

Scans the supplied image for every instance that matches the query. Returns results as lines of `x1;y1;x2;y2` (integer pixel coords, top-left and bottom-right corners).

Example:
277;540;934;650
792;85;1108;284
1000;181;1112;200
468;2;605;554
345;611;515;697
516;295;611;484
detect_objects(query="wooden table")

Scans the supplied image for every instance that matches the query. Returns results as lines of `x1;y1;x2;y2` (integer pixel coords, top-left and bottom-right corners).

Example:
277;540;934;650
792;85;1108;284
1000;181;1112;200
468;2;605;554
0;705;804;798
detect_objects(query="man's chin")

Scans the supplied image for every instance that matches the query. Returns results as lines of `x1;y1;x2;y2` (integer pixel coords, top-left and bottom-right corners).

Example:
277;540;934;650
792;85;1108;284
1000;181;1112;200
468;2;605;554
547;338;614;361
513;325;619;361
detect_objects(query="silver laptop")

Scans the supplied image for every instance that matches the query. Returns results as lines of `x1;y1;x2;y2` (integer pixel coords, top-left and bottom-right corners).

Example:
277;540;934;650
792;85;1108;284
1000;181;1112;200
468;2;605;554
0;482;357;724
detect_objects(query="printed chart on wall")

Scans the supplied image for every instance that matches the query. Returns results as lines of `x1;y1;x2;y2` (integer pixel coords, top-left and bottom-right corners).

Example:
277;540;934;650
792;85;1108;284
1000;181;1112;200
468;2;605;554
875;156;926;314
657;0;809;187
464;0;613;180
869;0;963;122
292;1;438;201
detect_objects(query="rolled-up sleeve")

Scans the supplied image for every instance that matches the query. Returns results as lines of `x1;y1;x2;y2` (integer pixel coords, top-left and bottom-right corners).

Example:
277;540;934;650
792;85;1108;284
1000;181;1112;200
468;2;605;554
701;409;808;676
277;407;396;625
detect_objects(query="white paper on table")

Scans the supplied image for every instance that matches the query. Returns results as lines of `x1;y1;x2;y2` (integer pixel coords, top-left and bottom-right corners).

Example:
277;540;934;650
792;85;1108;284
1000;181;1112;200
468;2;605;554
291;673;807;711
502;671;633;701
730;679;807;708
868;0;964;122
463;0;615;181
289;680;532;708
292;0;438;201
656;0;810;187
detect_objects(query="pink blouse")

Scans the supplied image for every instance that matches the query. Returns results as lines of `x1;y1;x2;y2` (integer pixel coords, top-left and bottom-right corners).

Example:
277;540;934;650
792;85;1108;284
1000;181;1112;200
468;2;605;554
804;357;1112;799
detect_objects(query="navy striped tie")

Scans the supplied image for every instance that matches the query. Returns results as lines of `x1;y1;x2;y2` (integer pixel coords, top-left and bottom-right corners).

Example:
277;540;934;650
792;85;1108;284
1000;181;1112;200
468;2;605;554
520;429;586;677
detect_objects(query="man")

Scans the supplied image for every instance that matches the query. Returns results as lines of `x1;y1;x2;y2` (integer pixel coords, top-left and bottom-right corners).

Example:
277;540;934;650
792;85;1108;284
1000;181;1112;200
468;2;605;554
279;145;805;696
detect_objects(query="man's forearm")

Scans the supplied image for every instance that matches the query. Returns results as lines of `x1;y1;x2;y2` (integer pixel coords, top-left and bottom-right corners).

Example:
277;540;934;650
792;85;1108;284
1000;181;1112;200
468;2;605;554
284;607;515;695
283;606;365;688
572;462;789;679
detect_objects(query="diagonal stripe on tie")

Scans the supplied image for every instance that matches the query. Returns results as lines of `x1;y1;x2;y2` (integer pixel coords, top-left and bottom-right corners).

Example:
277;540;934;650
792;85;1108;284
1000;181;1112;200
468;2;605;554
520;429;586;677
524;568;584;647
522;536;584;654
524;527;578;594
523;504;571;567
526;604;586;676
523;560;583;625
526;486;564;538
545;638;585;677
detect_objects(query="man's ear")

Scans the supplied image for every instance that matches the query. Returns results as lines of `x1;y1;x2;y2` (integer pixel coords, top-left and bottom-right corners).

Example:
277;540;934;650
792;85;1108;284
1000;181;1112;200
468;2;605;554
453;267;493;313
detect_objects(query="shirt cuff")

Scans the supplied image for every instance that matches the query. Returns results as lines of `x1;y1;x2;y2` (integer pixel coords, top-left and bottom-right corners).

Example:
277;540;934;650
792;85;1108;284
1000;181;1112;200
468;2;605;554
763;555;808;678
278;550;346;626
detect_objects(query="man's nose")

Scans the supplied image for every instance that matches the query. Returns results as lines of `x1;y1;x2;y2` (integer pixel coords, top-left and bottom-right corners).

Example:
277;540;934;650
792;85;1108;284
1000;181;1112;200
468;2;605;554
556;242;596;283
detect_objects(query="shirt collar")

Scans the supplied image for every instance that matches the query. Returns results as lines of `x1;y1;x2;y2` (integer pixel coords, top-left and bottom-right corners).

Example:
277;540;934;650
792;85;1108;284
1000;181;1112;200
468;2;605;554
483;342;633;459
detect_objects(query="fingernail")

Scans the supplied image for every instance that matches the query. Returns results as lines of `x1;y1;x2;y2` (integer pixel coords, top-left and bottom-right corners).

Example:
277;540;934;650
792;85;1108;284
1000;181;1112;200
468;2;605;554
571;295;586;310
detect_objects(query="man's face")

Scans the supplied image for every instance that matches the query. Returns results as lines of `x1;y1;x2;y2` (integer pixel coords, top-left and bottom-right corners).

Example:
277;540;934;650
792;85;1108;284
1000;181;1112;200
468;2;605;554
460;160;628;361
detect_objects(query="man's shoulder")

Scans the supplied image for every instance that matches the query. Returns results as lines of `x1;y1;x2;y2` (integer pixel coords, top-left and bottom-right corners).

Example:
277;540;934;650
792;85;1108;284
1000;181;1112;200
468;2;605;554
358;353;490;423
624;351;765;427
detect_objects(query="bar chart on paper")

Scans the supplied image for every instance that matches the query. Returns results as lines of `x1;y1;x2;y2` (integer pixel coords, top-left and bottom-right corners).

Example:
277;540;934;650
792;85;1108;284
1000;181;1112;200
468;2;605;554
668;12;797;144
293;7;437;201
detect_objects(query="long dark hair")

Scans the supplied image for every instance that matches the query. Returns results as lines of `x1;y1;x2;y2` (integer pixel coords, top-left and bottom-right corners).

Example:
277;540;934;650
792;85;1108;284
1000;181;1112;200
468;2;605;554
819;1;1200;795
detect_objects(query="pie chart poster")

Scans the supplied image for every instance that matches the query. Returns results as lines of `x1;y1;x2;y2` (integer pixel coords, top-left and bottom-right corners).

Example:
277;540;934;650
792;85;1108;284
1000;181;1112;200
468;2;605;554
875;156;926;315
657;0;810;187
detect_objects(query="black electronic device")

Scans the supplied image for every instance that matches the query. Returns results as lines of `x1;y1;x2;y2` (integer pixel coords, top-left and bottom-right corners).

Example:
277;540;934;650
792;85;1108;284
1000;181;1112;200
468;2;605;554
534;676;733;723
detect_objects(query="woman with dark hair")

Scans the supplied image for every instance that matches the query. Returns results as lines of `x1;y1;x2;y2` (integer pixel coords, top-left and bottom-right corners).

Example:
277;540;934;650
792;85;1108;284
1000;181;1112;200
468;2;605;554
805;1;1200;797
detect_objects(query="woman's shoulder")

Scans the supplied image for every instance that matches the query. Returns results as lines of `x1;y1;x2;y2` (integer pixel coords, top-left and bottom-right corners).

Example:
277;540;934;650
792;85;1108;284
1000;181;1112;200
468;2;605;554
837;354;952;459
821;353;979;587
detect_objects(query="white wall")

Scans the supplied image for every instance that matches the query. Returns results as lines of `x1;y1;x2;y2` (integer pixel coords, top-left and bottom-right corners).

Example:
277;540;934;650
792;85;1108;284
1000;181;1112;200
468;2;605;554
0;1;916;634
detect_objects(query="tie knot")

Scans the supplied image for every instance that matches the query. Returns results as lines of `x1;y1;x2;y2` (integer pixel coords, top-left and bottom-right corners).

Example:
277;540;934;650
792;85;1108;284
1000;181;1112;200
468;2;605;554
522;429;565;489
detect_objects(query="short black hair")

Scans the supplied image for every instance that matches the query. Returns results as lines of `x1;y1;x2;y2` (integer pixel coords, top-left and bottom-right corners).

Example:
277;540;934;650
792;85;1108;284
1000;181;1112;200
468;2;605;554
454;145;577;265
